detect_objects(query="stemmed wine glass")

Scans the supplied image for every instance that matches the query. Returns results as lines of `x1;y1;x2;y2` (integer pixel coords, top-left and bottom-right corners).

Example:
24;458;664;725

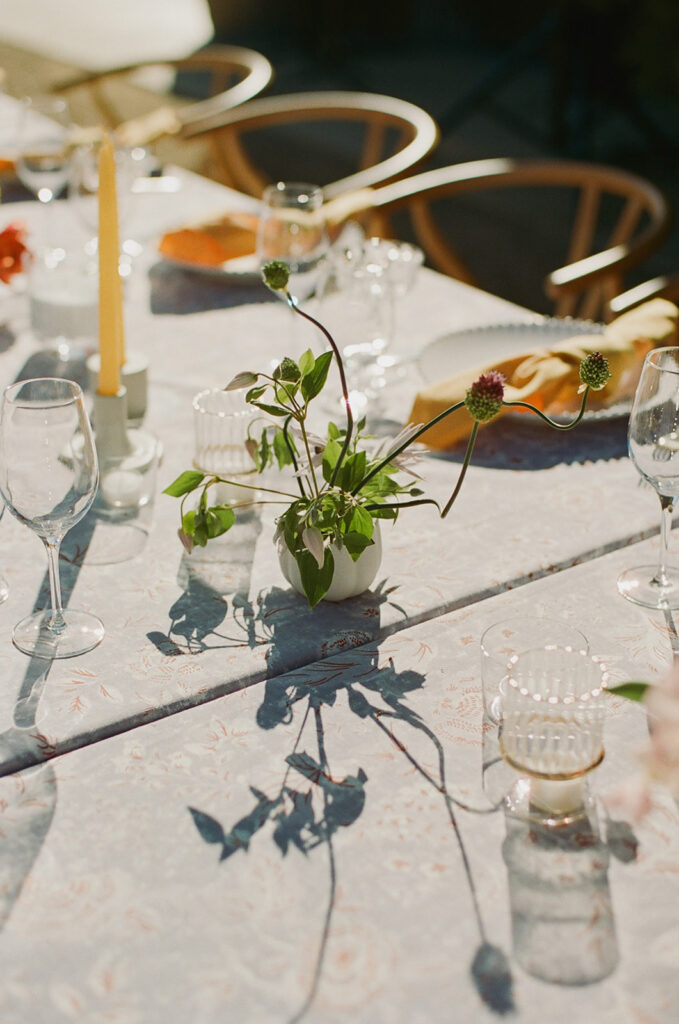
618;347;679;608
0;378;104;658
256;182;329;358
15;96;72;260
256;182;329;302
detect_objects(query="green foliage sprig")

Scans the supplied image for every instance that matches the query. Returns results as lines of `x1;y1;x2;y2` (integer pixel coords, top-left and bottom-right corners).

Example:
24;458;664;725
165;260;612;608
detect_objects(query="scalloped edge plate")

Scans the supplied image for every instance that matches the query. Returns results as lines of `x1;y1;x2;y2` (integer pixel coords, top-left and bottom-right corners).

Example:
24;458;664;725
416;317;630;422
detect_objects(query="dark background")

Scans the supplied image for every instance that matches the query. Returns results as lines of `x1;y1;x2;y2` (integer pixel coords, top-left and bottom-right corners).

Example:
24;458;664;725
206;0;679;314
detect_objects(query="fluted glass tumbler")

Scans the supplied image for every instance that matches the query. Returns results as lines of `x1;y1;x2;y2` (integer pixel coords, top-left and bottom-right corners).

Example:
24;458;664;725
0;378;104;659
480;616;588;724
499;645;609;823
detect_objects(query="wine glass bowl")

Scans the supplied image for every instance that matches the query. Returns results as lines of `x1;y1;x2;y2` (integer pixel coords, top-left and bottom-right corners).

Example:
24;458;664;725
0;378;104;659
256;181;329;302
15;96;71;204
618;347;679;608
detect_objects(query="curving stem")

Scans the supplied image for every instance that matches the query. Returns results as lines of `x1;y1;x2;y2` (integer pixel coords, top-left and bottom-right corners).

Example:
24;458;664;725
43;536;66;634
653;494;675;591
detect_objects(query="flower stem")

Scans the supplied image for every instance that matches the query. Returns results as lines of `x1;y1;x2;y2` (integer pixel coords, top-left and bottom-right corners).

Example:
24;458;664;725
285;289;354;486
364;497;442;513
352;400;466;496
282;414;306;498
501;386;591;430
209;476;300;500
441;421;479;518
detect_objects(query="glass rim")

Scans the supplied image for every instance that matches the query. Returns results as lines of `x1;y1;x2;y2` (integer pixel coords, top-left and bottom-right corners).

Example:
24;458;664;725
505;644;609;704
3;377;83;408
192;387;252;418
646;346;679;374
264;181;324;205
479;615;589;653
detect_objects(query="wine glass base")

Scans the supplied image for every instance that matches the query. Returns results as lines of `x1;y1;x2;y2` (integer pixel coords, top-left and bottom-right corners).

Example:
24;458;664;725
13;609;105;660
617;565;679;609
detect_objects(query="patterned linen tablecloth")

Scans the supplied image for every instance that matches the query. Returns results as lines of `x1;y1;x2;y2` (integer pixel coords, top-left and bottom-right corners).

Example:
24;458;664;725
0;536;677;1023
0;172;668;774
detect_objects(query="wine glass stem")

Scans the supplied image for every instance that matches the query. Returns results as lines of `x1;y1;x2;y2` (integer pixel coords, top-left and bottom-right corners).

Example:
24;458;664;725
43;536;66;633
654;494;675;589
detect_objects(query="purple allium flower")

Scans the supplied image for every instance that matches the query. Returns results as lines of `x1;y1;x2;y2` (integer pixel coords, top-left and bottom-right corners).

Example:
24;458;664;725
579;352;611;391
464;371;505;422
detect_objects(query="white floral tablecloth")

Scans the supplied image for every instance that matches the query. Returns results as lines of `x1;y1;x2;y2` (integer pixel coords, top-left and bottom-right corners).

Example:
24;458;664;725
0;171;670;775
0;537;677;1023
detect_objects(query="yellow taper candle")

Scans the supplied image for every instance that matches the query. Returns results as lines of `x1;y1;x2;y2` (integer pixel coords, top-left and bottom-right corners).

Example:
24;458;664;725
97;134;122;395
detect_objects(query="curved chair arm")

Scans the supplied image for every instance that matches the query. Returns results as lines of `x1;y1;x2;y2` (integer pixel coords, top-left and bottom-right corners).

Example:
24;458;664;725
184;90;440;197
54;45;273;138
609;273;679;315
372;158;672;321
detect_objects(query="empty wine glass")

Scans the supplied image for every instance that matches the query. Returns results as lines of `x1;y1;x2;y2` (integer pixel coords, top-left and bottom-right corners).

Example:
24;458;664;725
257;181;329;302
618;347;679;608
326;236;423;416
0;378;104;659
15;96;72;259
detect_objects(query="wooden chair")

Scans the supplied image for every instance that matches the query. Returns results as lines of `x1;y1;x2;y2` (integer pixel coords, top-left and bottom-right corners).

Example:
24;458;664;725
53;45;273;148
370;158;672;322
183;90;439;208
609;273;679;315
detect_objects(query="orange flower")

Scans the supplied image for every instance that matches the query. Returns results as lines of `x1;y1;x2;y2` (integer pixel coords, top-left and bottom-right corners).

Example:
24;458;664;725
0;222;29;284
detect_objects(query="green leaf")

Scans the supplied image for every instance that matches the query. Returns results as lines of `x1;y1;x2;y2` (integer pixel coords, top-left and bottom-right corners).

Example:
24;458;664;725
245;385;267;403
296;547;335;608
348;504;374;539
343;530;373;560
608;682;649;702
273;429;296;469
225;371;257;391
338;450;367;492
251;402;290;418
275;381;298;405
206;506;235;538
322;438;342;484
301;350;333;403
298;348;315;377
164;470;205;497
327;421;340;440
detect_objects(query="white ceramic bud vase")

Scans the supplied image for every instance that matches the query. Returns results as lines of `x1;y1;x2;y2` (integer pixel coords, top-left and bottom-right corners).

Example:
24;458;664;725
278;523;382;602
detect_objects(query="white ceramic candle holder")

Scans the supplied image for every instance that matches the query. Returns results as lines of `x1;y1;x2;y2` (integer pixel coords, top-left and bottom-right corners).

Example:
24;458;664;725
92;389;158;510
87;352;149;422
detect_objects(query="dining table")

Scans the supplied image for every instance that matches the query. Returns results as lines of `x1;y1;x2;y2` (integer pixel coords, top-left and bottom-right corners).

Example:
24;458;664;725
0;130;678;1023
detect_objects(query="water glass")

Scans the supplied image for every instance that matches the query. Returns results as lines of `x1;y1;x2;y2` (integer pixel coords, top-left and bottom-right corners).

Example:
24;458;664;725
193;389;257;500
480;616;588;724
499;645;609;823
256;181;328;302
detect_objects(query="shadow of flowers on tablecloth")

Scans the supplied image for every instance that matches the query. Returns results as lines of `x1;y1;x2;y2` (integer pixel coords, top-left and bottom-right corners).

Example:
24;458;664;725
187;650;515;1021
